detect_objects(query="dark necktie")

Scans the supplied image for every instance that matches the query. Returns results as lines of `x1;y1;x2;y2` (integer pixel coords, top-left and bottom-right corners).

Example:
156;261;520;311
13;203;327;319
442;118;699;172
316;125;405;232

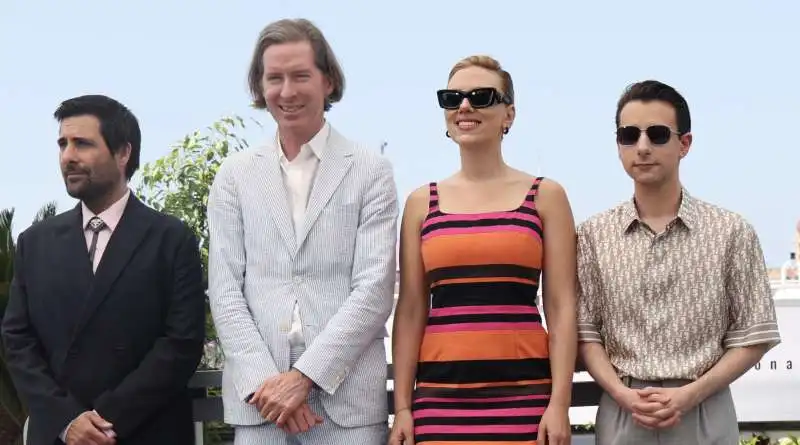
87;216;107;266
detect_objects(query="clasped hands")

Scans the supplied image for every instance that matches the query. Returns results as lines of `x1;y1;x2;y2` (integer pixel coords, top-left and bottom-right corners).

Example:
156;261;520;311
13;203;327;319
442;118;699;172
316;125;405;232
248;369;324;434
65;410;116;445
619;385;698;430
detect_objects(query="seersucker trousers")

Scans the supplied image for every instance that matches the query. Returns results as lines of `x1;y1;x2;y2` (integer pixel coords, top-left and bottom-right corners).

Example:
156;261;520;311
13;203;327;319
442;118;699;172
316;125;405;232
233;343;389;445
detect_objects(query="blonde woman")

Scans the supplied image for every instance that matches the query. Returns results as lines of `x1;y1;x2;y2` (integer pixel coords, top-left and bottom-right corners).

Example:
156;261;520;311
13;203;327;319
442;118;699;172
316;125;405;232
389;55;578;445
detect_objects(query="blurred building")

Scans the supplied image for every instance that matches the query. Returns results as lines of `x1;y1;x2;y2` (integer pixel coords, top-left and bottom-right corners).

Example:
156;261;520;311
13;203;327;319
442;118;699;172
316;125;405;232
768;220;800;281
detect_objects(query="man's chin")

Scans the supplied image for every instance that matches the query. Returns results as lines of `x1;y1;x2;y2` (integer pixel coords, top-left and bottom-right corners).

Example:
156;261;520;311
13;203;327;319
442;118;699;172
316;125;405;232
277;117;307;128
64;184;88;201
631;174;665;187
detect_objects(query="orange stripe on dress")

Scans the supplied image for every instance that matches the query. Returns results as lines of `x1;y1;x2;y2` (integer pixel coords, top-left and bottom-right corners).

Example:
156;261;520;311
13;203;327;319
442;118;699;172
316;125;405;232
431;276;536;287
421;232;542;270
418;330;549;362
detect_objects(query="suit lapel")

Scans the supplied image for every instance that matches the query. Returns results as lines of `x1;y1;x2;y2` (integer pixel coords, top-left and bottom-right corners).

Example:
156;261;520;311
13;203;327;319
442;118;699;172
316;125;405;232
70;195;152;338
54;204;93;303
297;129;353;250
254;148;297;255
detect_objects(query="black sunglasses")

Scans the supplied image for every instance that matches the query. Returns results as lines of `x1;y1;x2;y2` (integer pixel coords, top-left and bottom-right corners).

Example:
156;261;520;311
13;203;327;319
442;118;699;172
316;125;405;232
436;87;512;110
616;125;680;146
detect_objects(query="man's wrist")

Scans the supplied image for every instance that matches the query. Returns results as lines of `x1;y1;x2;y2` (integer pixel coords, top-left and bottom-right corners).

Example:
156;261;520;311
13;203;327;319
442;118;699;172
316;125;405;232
291;367;315;390
61;413;83;442
608;379;630;403
682;380;705;408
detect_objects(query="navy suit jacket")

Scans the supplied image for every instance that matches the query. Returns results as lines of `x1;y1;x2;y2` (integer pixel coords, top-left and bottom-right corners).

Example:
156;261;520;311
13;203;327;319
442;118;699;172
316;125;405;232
1;194;206;445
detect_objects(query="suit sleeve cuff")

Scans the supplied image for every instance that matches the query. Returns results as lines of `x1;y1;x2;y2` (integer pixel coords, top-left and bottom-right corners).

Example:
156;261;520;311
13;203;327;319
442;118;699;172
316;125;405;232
237;375;264;403
60;417;78;442
291;358;348;395
226;359;280;402
292;367;322;391
724;321;781;349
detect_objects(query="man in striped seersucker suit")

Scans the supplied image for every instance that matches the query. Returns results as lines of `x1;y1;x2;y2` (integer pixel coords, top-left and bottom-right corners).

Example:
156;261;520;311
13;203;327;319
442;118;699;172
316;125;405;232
207;18;399;445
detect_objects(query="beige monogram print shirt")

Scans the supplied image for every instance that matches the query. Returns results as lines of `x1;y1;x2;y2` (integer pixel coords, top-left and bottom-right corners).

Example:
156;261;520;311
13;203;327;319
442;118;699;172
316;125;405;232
576;190;781;380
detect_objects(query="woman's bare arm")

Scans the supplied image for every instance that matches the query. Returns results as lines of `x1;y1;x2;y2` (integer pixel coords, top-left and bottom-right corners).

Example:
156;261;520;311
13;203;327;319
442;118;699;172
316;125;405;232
537;178;578;410
391;186;431;413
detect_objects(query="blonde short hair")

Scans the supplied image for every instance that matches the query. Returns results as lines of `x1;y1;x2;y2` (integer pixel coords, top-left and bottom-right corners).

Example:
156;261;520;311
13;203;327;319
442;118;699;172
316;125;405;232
448;55;514;104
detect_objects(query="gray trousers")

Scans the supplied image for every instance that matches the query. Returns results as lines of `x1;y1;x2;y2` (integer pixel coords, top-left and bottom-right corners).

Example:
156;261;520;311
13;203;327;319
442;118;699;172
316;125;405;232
234;343;388;445
595;377;739;445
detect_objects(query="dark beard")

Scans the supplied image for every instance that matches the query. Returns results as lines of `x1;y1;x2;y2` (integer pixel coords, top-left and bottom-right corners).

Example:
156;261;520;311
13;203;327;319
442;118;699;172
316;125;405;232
65;175;117;206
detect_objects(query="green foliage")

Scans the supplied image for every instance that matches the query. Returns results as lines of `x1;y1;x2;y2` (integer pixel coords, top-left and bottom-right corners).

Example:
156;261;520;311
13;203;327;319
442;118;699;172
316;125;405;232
0;208;15;317
0;203;58;319
739;433;800;444
137;115;254;282
0;202;58;445
136;115;258;370
136;116;258;443
571;422;799;444
32;202;58;225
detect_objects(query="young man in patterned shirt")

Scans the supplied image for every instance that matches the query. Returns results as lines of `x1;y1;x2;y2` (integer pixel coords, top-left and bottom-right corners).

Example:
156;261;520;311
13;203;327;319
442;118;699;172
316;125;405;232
576;80;781;445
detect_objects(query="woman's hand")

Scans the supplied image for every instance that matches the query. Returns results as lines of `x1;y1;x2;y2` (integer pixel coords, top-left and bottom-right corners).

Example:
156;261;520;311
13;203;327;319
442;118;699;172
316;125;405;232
537;405;571;445
388;408;415;445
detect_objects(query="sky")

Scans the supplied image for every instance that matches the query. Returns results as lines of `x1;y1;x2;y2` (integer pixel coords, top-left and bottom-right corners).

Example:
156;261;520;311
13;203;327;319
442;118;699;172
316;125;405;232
2;0;799;267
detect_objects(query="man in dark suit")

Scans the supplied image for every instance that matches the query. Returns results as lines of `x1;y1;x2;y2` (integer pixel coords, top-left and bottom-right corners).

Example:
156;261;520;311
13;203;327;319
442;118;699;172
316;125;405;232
1;95;207;445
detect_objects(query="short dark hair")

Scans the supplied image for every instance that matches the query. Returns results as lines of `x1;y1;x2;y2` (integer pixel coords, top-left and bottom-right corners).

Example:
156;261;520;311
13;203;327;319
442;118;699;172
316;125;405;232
54;94;141;179
615;80;691;135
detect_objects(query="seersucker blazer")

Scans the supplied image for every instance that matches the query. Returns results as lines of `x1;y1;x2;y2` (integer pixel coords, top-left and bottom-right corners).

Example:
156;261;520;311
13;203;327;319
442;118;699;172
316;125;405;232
206;125;399;427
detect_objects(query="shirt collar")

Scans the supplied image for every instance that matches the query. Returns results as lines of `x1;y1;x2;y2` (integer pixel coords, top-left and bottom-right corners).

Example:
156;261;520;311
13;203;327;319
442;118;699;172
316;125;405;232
81;189;130;232
621;187;698;233
276;120;331;163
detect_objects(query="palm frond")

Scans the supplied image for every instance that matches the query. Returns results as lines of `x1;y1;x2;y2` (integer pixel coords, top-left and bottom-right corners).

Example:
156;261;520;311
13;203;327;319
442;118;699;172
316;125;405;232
0;208;13;254
32;201;57;224
0;208;15;300
0;207;25;442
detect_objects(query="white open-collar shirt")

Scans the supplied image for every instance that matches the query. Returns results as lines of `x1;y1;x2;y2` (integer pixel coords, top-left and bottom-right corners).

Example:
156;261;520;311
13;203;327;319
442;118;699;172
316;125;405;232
276;121;331;349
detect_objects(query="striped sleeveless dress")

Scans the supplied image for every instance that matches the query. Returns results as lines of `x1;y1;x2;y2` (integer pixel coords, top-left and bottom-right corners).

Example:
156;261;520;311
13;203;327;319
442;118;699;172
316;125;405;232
412;178;551;444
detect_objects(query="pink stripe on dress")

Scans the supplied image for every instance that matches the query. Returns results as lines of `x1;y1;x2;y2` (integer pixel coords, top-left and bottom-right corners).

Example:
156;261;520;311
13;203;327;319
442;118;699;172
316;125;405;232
425;321;543;333
415;423;539;435
414;406;546;419
414;394;550;404
429;305;539;317
422;225;541;241
424;211;542;228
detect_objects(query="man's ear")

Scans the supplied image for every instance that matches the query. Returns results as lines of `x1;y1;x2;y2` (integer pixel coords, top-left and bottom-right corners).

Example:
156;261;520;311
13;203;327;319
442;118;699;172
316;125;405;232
679;132;692;159
116;143;132;171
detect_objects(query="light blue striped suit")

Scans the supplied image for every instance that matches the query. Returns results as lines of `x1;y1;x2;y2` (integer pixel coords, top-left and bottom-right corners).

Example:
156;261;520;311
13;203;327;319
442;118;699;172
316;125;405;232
207;126;398;444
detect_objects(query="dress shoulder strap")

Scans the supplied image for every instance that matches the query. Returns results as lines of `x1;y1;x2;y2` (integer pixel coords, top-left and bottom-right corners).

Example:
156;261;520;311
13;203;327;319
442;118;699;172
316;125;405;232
428;182;440;213
521;176;545;209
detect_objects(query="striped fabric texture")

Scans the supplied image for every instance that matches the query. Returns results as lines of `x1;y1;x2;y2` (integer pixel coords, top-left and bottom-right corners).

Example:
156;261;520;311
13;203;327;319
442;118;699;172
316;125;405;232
413;179;551;444
206;126;398;432
232;343;389;444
